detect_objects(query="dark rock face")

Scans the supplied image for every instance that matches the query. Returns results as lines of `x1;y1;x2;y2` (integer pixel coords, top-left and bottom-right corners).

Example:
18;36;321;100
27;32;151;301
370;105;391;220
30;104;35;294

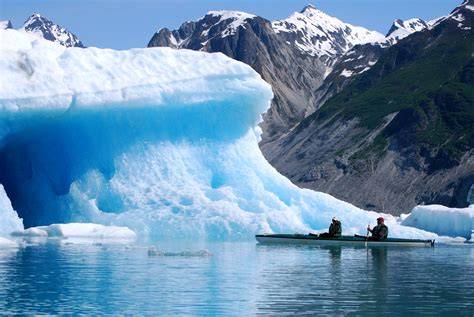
23;13;84;48
267;1;474;214
261;41;386;163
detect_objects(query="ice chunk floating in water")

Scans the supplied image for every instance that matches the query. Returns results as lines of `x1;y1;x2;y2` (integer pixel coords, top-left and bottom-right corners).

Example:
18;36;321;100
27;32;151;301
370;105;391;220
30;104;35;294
402;205;474;239
0;28;444;240
12;223;136;240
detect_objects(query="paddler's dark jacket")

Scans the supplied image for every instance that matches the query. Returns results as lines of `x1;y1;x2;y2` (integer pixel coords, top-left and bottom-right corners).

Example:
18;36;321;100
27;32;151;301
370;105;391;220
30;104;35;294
370;224;388;240
328;221;342;237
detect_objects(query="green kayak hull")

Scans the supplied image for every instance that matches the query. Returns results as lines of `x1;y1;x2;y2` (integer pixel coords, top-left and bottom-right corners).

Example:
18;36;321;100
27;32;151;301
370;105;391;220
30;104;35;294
255;234;435;247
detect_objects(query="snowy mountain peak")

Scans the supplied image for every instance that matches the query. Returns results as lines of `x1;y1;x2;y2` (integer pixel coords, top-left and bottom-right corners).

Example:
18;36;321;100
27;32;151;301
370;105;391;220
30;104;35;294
0;20;12;30
386;18;428;39
430;0;473;31
22;13;84;47
271;5;384;61
395;18;427;32
23;13;47;28
151;9;258;49
28;13;42;19
203;10;257;37
206;10;256;20
382;18;429;45
300;4;318;13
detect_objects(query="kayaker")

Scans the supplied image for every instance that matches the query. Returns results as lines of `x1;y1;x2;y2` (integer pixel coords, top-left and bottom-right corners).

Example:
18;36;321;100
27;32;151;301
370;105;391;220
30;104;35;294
367;217;388;240
319;217;342;238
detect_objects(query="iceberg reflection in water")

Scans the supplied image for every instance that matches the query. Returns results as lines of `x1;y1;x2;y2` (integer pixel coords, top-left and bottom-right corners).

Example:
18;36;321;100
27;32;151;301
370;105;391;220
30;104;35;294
0;242;473;315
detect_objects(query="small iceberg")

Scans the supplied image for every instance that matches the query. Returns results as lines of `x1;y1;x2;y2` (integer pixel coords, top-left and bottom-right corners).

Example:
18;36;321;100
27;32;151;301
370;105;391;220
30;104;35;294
402;205;474;240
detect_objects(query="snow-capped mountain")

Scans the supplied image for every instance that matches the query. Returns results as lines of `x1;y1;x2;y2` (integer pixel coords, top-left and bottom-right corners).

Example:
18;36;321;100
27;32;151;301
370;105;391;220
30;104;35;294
0;20;12;30
22;13;84;47
148;4;465;143
385;18;428;44
148;5;386;140
272;4;385;64
429;0;473;30
149;10;257;50
382;0;473;46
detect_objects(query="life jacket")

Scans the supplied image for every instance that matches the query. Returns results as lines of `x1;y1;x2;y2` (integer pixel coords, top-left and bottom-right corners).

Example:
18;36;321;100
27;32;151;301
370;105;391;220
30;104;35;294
329;221;342;237
373;224;388;239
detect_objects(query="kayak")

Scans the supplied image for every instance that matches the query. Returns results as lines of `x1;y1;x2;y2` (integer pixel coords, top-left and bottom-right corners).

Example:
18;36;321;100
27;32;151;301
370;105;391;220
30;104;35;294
255;234;435;247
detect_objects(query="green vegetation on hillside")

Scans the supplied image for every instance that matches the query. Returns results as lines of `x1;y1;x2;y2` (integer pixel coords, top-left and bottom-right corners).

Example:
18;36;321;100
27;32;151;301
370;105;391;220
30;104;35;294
307;21;474;171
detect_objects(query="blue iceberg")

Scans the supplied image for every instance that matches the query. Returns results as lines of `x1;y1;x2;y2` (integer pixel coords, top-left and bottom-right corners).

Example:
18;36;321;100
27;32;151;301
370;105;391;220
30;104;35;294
0;29;448;241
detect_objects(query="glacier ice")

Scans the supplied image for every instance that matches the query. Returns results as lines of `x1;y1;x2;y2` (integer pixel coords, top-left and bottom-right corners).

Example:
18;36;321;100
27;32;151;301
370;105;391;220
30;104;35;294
402;205;474;239
0;28;461;241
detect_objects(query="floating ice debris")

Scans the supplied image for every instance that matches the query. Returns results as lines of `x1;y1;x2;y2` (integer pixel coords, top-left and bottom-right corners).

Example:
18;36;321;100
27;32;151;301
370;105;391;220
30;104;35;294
147;246;212;257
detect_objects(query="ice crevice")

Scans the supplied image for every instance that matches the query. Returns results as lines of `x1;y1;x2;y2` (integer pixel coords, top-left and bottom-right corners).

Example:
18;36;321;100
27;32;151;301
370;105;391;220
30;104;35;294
0;28;469;241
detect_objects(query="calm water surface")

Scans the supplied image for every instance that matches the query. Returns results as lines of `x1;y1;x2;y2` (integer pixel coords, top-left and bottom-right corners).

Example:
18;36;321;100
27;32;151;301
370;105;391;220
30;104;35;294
0;241;473;316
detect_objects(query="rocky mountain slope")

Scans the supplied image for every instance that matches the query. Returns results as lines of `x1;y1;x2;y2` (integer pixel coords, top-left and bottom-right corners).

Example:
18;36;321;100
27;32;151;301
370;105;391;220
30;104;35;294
148;6;383;141
268;1;474;214
22;13;84;47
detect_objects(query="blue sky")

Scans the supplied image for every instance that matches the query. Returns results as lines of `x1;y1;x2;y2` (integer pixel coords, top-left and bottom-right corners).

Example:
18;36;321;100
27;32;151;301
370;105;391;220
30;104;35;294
0;0;461;50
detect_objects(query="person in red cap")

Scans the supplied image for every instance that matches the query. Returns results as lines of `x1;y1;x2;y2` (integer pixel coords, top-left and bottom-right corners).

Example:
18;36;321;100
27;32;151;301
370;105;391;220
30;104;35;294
367;217;388;240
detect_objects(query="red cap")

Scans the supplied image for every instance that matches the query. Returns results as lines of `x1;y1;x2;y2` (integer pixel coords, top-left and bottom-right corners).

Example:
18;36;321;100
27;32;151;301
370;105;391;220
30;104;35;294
377;217;384;222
